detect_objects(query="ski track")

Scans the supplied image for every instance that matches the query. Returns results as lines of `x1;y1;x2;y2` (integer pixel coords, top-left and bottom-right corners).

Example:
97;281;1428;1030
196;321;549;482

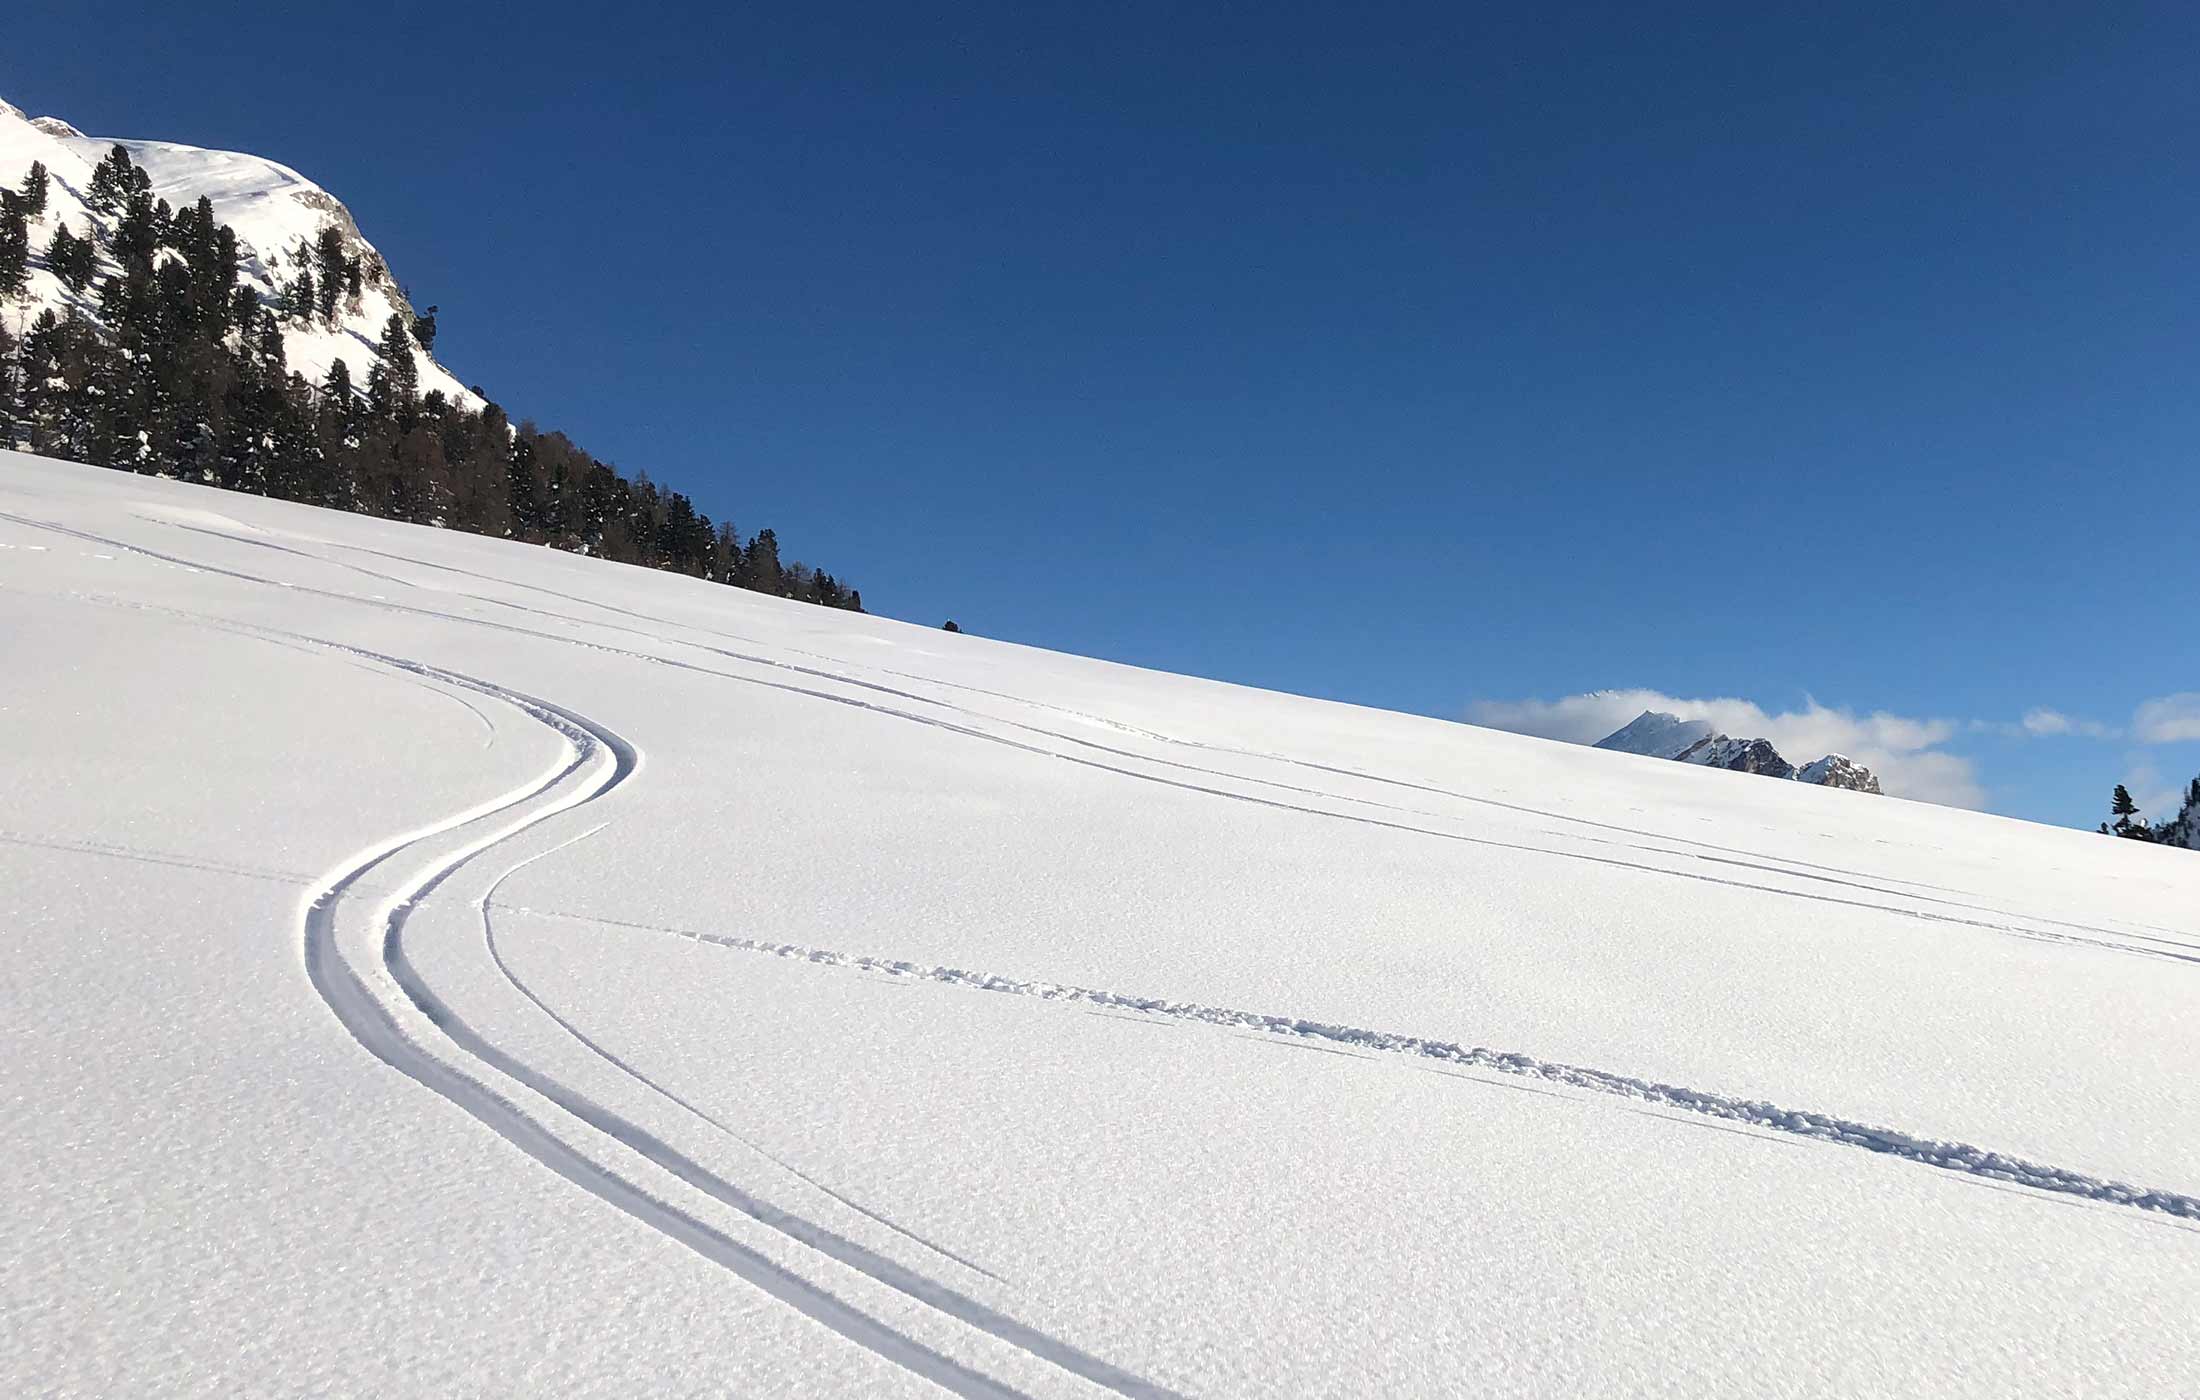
14;506;2187;973
17;509;2200;1221
146;516;2192;950
250;629;1185;1399
476;829;1011;1286
493;906;2200;1227
291;648;1050;1399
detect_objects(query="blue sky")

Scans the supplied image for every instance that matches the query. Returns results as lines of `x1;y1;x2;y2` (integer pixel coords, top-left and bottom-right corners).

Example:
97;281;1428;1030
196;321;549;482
6;1;2195;825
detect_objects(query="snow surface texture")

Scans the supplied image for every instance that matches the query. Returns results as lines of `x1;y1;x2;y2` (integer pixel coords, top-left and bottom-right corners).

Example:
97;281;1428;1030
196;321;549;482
0;97;477;410
5;451;2200;1397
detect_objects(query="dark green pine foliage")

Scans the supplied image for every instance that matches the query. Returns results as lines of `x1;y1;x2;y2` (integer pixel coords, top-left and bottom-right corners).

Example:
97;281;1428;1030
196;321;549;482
0;144;862;611
0;210;28;297
0;322;18;445
410;304;438;352
2104;784;2155;841
47;222;97;292
313;227;347;325
366;312;419;425
86;145;133;215
1;160;50;220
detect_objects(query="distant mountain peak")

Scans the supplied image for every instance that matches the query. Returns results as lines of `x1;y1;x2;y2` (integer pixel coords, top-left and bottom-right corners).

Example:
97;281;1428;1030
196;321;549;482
1592;711;1880;795
1593;710;1716;760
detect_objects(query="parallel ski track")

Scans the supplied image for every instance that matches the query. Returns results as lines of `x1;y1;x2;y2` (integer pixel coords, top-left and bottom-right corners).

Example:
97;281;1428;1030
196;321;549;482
281;640;1182;1399
11;507;2189;971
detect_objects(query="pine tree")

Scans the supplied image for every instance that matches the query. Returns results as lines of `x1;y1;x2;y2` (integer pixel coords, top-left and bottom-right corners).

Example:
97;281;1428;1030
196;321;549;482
0;211;28;297
289;267;316;325
745;528;785;595
313;226;346;325
410;305;438;352
47;223;94;293
2107;784;2156;841
87;145;132;215
17;161;50;220
366;311;419;423
114;188;159;277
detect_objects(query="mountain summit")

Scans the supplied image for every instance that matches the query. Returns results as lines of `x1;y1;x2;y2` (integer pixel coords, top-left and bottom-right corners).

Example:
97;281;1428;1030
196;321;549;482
1595;710;1881;794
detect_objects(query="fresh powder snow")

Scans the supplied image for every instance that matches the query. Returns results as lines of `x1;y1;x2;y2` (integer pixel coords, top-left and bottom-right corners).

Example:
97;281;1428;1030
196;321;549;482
4;449;2199;1397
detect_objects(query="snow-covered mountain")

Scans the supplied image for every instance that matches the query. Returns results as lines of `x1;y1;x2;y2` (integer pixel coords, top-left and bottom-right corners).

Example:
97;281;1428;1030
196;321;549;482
1596;709;1883;793
1589;709;1715;760
0;96;475;407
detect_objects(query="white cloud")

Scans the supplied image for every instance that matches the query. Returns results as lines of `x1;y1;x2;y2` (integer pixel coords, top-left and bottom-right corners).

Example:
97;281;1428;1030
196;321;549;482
1464;688;1986;808
2017;708;2117;739
2122;761;2180;823
2132;693;2200;745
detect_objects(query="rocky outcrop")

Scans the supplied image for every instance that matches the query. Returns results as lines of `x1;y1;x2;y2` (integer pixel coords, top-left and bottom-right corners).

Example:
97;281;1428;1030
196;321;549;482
1796;754;1882;794
1675;734;1796;779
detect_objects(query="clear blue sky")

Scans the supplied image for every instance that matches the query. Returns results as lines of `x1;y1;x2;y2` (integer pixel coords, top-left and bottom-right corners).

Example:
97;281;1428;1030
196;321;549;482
7;1;2196;826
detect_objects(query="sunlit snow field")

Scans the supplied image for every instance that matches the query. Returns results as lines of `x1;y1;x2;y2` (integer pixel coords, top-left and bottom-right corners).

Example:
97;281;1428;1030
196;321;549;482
4;449;2197;1397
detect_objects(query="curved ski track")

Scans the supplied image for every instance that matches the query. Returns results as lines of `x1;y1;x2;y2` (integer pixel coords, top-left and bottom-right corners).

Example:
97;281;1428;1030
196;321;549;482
284;640;1180;1399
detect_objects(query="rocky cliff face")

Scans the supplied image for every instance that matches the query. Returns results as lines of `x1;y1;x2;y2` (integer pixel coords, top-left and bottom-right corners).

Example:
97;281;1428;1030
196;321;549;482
1594;711;1881;795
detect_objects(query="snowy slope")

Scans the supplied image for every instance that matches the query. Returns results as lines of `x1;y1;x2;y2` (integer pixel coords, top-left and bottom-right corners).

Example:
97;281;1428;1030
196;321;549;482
0;97;476;408
5;449;2200;1397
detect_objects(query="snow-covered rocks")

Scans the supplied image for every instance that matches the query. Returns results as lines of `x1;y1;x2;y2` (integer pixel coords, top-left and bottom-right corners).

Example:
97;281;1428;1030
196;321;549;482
1797;752;1884;793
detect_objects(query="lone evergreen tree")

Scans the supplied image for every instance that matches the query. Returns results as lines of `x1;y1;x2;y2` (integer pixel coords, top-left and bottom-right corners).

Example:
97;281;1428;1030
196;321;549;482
2105;784;2156;841
410;305;439;352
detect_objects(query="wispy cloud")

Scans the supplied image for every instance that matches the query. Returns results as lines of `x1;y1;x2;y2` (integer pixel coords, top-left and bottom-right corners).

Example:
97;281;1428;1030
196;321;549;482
2017;708;2118;739
1465;688;1985;808
2132;693;2200;745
